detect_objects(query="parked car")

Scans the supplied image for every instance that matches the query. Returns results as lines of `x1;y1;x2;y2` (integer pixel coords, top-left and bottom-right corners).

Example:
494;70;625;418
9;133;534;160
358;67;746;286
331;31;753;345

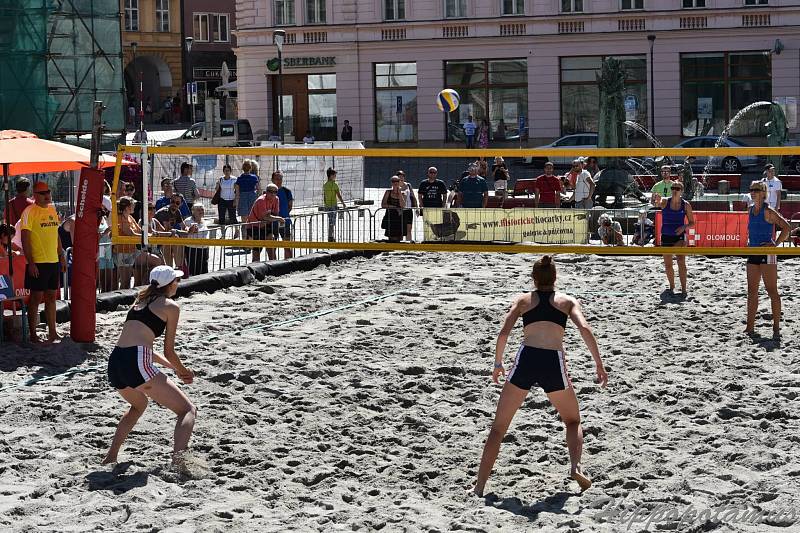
524;133;598;167
161;119;254;147
672;136;763;173
780;139;800;174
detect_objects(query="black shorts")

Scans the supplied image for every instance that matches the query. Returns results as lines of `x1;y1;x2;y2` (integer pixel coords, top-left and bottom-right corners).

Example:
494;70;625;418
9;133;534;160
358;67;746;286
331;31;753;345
746;255;777;265
402;208;414;226
107;345;161;389
245;225;272;240
660;235;683;246
271;221;292;240
24;262;60;292
507;345;570;393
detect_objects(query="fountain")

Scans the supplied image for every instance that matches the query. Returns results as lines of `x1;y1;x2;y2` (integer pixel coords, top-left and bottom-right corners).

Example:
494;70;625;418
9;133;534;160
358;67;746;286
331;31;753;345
701;100;773;182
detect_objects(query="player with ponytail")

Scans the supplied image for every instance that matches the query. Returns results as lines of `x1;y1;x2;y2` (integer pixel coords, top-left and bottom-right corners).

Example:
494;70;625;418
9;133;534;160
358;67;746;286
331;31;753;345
473;255;608;496
103;265;197;467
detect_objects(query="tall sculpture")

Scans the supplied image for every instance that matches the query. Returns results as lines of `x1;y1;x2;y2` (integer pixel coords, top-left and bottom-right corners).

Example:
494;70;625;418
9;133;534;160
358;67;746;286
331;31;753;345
597;57;627;158
593;58;645;208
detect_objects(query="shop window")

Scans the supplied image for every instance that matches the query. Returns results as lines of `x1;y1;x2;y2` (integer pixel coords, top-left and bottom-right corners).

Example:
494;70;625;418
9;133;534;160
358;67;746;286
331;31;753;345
682;0;705;7
561;0;583;13
502;0;524;15
309;74;337;141
375;63;417;142
445;59;527;142
681;52;771;137
560;55;647;136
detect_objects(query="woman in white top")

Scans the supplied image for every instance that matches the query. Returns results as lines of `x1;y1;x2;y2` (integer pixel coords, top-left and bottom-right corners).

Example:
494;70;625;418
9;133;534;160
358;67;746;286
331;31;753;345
184;204;211;276
396;170;418;242
215;164;238;229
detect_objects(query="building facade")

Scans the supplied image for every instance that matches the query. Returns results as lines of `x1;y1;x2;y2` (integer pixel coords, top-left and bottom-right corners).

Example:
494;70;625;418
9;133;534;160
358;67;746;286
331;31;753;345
234;0;800;145
184;0;238;118
122;0;184;122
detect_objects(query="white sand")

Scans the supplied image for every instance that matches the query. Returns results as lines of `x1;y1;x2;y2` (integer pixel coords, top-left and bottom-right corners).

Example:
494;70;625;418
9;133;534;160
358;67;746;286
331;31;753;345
1;252;799;532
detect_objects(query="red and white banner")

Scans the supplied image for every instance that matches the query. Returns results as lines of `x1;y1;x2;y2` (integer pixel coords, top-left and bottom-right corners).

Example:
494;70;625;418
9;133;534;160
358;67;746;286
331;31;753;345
655;211;748;247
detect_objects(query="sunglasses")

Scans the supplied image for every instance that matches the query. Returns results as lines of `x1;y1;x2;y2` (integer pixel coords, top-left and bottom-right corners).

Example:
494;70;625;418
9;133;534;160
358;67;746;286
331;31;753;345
671;186;683;191
428;171;437;174
750;188;763;192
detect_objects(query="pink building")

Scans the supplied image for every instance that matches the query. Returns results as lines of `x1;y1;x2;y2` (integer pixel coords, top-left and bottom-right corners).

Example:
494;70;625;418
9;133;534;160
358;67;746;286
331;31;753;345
234;0;800;145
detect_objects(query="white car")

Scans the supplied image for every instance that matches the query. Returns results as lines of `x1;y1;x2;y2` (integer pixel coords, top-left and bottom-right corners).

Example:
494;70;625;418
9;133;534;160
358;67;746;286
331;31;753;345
524;133;598;167
672;136;763;173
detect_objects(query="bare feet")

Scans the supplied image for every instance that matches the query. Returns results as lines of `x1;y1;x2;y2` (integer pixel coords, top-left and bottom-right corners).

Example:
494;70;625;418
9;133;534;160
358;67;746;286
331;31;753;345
571;466;592;492
471;485;484;498
101;454;117;465
48;333;62;343
30;334;44;344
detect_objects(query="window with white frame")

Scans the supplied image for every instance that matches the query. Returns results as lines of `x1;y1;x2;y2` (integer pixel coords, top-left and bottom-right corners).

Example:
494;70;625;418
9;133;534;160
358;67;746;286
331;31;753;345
445;0;467;17
744;0;768;4
155;0;169;32
193;14;209;41
385;0;406;20
211;14;229;42
502;0;524;14
682;0;705;7
193;14;229;42
124;0;139;31
307;0;326;23
621;0;643;9
275;0;296;25
561;0;583;13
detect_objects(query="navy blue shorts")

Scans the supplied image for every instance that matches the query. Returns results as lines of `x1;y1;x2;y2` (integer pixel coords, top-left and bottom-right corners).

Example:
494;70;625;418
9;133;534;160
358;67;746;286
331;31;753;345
108;345;161;389
507;345;570;393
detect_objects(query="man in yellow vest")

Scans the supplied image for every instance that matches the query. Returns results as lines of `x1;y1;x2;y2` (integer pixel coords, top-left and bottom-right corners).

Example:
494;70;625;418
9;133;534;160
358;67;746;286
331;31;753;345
20;182;67;343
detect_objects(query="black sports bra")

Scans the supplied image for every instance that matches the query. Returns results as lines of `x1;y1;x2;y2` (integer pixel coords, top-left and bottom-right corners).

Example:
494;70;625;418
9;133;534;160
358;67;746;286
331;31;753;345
521;290;568;328
125;301;167;338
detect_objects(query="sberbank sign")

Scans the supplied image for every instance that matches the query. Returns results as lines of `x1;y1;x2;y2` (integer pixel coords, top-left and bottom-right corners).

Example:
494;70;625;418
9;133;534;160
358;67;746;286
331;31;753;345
267;56;336;71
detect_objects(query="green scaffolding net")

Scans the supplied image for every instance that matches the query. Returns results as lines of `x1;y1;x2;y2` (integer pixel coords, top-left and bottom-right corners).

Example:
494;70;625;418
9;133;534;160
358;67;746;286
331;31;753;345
0;0;124;139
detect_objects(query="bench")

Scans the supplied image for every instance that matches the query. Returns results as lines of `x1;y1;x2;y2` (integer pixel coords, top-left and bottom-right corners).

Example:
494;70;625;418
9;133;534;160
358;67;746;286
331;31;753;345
511;179;538;197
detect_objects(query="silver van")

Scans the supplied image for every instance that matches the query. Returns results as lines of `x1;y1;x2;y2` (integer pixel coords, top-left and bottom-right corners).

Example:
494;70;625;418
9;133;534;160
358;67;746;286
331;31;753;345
162;119;254;147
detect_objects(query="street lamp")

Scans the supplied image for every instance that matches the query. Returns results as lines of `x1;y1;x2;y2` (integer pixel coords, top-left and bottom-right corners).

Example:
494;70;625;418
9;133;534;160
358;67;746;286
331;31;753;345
273;29;286;144
185;36;195;125
131;42;147;143
647;34;656;137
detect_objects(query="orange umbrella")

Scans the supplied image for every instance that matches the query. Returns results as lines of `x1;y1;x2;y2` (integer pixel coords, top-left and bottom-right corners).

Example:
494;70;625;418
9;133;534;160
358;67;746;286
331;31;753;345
0;129;125;175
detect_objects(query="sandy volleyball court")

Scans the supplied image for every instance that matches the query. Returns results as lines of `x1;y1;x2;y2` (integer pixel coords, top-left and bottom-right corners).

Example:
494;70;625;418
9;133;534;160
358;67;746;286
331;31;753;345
1;252;798;532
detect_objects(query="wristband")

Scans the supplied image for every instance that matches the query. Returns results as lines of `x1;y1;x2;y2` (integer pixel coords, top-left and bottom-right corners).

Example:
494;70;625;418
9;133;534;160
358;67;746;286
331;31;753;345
494;362;503;369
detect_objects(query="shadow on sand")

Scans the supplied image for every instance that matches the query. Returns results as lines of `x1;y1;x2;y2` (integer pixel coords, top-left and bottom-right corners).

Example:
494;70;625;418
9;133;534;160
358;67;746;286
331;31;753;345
483;490;574;521
86;462;149;494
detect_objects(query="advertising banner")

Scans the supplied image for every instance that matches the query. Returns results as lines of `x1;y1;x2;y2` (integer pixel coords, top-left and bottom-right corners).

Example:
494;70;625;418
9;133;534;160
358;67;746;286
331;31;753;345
71;167;105;342
422;208;588;244
0;254;29;305
655;211;748;247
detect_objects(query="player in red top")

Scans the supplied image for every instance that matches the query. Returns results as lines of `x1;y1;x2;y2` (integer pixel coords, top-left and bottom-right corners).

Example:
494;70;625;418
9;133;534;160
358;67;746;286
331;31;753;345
534;162;564;208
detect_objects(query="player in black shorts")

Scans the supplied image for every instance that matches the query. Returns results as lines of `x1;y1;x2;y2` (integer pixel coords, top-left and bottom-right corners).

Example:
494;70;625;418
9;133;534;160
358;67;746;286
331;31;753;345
473;256;608;497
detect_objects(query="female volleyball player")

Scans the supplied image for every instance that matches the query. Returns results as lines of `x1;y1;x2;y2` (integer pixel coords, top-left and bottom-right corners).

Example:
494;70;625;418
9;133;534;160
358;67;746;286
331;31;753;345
745;181;791;338
103;265;197;466
473;256;608;496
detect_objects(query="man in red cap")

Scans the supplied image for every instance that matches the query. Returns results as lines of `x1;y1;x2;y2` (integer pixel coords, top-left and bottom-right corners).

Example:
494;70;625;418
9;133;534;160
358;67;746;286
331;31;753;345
20;182;67;343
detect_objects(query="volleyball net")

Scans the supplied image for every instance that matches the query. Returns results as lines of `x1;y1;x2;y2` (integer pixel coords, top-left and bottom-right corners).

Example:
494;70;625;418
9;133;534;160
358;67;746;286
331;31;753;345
109;145;800;266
